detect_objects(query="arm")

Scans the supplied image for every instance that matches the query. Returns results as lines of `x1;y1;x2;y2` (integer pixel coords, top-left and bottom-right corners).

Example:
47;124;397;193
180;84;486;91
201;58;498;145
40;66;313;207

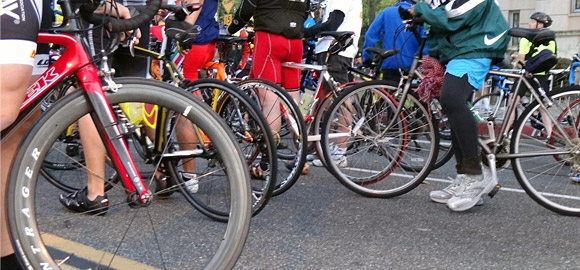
227;0;257;35
304;10;345;39
184;0;205;25
517;38;529;64
413;2;484;33
362;11;385;61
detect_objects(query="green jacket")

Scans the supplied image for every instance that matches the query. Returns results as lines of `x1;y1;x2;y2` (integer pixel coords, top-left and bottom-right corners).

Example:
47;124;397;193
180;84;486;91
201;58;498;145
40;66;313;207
414;0;509;64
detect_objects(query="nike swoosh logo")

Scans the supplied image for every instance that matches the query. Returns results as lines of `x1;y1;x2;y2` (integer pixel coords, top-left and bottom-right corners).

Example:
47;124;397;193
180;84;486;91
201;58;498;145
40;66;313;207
484;30;507;46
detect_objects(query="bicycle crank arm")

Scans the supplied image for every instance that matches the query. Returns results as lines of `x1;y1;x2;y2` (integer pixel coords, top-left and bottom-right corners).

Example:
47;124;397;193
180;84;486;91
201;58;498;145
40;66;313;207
486;153;501;198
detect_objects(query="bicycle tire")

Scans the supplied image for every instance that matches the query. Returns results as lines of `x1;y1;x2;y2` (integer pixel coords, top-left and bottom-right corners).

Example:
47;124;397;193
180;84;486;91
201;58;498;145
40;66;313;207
308;92;338;167
510;86;580;216
431;98;454;170
183;78;277;217
237;79;308;196
7;78;252;269
321;80;439;198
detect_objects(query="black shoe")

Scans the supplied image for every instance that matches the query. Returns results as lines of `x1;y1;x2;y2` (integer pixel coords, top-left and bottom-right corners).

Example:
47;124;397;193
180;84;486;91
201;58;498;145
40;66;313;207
155;175;176;198
59;188;109;216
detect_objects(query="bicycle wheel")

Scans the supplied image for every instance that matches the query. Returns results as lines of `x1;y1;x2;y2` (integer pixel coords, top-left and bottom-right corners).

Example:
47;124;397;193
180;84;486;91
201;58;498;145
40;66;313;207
183;78;277;217
237;79;308;196
7;78;251;269
321;81;439;198
510;86;580;216
430;98;454;170
308;92;338;167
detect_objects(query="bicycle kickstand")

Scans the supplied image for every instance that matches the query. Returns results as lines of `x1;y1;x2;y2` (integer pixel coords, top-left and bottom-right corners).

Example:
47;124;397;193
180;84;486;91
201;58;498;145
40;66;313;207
486;153;501;198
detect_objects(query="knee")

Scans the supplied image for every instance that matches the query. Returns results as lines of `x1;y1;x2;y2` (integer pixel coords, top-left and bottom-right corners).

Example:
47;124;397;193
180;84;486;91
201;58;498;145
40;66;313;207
439;93;459;114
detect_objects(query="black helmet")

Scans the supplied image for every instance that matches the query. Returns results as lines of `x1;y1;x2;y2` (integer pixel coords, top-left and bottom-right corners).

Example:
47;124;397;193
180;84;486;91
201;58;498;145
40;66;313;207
530;12;552;27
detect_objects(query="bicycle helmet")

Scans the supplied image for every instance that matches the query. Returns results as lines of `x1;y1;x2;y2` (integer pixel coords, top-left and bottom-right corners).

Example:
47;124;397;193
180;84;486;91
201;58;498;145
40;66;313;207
530;12;552;27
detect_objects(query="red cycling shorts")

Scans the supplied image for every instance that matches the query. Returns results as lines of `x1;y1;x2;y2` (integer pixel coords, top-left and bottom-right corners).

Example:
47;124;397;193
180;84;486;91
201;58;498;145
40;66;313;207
251;31;302;89
183;42;217;81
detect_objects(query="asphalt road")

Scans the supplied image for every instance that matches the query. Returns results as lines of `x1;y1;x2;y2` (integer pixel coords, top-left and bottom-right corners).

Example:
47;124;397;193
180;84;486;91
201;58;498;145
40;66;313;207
235;160;580;270
33;146;580;270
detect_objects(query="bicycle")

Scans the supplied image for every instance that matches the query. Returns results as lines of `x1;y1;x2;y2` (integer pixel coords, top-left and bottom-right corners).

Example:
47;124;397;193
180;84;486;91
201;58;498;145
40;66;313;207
131;33;277;218
4;1;252;268
236;31;362;196
238;31;438;197
373;11;580;215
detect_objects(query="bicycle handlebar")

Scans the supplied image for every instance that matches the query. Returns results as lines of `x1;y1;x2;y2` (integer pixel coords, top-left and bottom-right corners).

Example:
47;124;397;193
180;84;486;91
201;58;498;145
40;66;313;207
79;0;161;32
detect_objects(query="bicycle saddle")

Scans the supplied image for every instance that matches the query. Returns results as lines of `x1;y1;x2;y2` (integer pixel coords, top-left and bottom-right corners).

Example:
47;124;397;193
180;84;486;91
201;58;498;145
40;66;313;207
365;48;399;59
508;28;555;46
215;35;248;44
316;31;355;40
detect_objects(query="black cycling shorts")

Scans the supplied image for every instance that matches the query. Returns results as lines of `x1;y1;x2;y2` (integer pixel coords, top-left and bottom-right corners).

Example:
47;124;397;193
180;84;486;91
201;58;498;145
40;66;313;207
0;0;43;66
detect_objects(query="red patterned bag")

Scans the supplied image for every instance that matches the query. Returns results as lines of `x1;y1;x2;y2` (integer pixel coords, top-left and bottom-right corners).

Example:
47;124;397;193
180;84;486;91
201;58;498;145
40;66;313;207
416;56;445;103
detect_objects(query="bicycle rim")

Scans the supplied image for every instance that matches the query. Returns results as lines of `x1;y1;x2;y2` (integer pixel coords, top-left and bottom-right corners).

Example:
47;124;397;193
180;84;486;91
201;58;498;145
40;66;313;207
322;81;438;198
511;86;580;216
7;78;251;269
237;79;307;196
184;79;277;217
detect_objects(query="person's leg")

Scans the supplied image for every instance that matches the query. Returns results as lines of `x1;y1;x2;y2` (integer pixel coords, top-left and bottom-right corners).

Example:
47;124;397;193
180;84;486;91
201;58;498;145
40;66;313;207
183;43;216;81
1;64;34;259
177;43;217;174
252;31;284;133
440;74;482;175
59;30;109;210
535;75;553;138
441;74;498;210
430;74;480;204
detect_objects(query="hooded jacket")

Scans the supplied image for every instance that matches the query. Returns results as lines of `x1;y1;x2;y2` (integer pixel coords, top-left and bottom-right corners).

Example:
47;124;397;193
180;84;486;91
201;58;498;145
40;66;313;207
414;0;509;64
362;0;425;70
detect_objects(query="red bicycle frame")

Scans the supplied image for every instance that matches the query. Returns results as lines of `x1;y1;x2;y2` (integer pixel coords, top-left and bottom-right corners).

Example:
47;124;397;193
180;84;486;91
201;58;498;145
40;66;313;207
15;32;151;202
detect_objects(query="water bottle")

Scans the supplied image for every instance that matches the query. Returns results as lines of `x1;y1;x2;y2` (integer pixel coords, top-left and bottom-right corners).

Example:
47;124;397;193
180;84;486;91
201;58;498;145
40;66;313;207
467;102;482;122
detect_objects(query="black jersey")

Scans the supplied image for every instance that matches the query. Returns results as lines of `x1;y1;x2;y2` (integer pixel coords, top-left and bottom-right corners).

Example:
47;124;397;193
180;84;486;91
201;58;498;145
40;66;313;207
228;0;309;39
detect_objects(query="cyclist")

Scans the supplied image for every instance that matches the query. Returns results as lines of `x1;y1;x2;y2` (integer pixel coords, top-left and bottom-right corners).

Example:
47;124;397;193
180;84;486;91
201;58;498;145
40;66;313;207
409;0;509;211
179;0;219;81
303;0;363;167
362;0;426;83
226;0;310;174
1;0;46;265
154;0;220;193
516;12;556;140
1;2;143;267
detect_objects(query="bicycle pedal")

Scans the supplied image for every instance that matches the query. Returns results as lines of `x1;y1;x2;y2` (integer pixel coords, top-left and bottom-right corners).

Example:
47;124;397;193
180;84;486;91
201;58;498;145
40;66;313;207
488;184;501;198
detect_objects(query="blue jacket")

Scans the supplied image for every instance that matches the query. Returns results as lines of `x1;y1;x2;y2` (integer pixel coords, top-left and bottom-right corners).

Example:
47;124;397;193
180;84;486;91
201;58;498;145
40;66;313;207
362;1;426;70
194;0;219;45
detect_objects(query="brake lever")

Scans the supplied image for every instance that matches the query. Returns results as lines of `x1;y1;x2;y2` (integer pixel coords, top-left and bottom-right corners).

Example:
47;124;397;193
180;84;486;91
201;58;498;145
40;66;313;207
129;36;136;57
122;31;138;57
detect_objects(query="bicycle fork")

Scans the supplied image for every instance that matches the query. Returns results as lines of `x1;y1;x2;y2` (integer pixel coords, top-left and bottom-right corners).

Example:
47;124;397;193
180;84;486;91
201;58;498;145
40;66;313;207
77;64;151;205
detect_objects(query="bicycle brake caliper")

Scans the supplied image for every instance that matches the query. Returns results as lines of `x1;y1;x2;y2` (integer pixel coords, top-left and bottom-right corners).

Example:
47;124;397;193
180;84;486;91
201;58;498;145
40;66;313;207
98;54;120;92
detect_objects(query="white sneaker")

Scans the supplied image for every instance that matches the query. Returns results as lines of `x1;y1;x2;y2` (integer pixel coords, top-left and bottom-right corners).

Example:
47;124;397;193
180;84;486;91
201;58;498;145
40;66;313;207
447;168;497;211
429;175;466;204
312;147;347;168
430;175;484;205
182;173;199;193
